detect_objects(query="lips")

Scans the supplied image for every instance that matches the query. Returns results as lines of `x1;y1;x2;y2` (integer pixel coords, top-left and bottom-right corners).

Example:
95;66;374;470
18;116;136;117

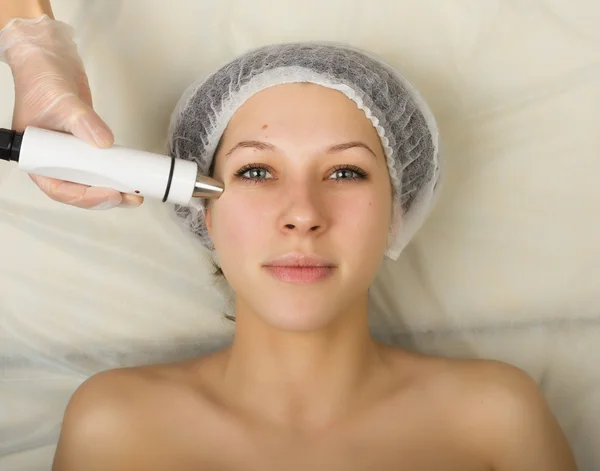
262;252;337;284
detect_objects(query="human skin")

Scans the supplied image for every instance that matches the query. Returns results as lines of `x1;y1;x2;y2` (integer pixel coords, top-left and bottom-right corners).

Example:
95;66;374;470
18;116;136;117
52;83;578;471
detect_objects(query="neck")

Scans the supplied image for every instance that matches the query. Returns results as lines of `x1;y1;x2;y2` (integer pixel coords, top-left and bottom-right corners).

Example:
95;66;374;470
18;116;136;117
215;293;391;429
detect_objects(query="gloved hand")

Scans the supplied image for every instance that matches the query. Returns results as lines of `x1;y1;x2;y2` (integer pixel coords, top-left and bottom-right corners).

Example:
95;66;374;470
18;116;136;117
0;15;143;209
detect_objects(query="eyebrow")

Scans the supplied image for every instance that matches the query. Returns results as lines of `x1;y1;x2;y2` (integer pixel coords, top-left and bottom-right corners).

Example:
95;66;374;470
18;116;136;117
225;140;276;157
326;141;377;158
225;140;378;159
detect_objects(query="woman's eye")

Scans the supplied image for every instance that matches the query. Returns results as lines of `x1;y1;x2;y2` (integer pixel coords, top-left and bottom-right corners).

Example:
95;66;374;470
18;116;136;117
235;165;273;181
233;164;368;183
329;166;368;181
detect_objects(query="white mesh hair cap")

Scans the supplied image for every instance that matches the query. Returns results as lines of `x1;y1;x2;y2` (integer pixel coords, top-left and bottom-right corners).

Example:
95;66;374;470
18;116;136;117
168;42;441;261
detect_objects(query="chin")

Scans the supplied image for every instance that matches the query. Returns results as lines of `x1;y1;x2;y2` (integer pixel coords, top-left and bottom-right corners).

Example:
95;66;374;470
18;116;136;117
262;312;338;332
230;269;369;331
255;298;341;332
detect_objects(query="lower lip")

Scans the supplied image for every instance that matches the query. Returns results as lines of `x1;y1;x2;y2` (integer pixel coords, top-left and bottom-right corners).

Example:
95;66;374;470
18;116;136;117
263;266;336;284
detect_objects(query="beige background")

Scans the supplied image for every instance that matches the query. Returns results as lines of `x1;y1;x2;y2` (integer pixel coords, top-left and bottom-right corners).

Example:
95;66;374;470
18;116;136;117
1;0;599;469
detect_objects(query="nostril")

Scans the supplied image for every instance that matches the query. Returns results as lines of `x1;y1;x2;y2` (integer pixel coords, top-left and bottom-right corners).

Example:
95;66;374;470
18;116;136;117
285;224;295;229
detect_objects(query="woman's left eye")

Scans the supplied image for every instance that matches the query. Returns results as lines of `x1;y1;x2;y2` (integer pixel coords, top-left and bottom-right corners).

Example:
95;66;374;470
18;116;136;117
329;165;368;181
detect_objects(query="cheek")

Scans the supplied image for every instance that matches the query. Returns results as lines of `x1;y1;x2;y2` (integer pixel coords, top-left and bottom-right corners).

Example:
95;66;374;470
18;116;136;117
334;188;392;253
210;193;271;254
210;184;392;260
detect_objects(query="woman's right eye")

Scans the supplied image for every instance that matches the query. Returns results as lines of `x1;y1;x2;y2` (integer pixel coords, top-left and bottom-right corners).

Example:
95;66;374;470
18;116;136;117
234;164;273;182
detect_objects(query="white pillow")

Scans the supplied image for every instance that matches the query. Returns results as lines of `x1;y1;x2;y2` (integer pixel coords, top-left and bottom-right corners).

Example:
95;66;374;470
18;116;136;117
1;0;599;469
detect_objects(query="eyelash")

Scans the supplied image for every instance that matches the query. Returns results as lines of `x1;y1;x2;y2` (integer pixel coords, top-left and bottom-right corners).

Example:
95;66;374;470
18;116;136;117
234;163;369;183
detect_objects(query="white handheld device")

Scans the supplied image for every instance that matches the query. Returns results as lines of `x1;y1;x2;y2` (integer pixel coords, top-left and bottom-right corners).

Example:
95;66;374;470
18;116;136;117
0;126;223;205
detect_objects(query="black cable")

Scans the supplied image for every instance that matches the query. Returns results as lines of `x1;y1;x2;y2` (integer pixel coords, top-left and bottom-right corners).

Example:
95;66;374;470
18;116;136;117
0;128;23;163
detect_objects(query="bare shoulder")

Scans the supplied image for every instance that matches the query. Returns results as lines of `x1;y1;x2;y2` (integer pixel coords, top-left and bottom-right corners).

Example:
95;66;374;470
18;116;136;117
51;361;206;471
61;362;181;423
409;355;578;471
425;356;546;402
435;358;559;424
389;349;543;397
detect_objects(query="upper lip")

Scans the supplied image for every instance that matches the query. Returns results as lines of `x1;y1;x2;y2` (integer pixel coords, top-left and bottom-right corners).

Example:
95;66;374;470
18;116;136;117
263;252;337;268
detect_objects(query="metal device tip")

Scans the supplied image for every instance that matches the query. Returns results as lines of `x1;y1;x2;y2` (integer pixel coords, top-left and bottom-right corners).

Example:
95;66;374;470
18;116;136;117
193;173;224;199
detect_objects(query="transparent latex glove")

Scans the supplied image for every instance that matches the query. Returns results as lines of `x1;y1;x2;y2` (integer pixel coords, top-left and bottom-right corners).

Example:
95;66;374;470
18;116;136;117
0;15;143;209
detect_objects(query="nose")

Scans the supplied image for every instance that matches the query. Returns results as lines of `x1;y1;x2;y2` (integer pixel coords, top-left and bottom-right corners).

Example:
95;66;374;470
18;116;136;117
278;183;328;237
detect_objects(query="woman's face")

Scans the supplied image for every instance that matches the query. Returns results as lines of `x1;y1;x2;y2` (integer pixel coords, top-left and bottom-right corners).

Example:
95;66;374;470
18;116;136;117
206;83;393;331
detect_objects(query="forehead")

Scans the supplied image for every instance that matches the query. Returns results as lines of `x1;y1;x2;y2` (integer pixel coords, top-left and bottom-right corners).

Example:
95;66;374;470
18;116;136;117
223;83;381;144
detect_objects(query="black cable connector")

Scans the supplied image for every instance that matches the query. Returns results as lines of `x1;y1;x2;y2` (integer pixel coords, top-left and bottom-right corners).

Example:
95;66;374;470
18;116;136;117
0;128;23;163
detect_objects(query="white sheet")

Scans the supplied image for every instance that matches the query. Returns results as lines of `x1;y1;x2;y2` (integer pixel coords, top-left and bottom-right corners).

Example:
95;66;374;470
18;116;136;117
1;0;599;469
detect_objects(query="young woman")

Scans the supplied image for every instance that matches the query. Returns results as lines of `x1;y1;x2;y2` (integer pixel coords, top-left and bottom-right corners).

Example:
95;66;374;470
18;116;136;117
52;43;577;471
